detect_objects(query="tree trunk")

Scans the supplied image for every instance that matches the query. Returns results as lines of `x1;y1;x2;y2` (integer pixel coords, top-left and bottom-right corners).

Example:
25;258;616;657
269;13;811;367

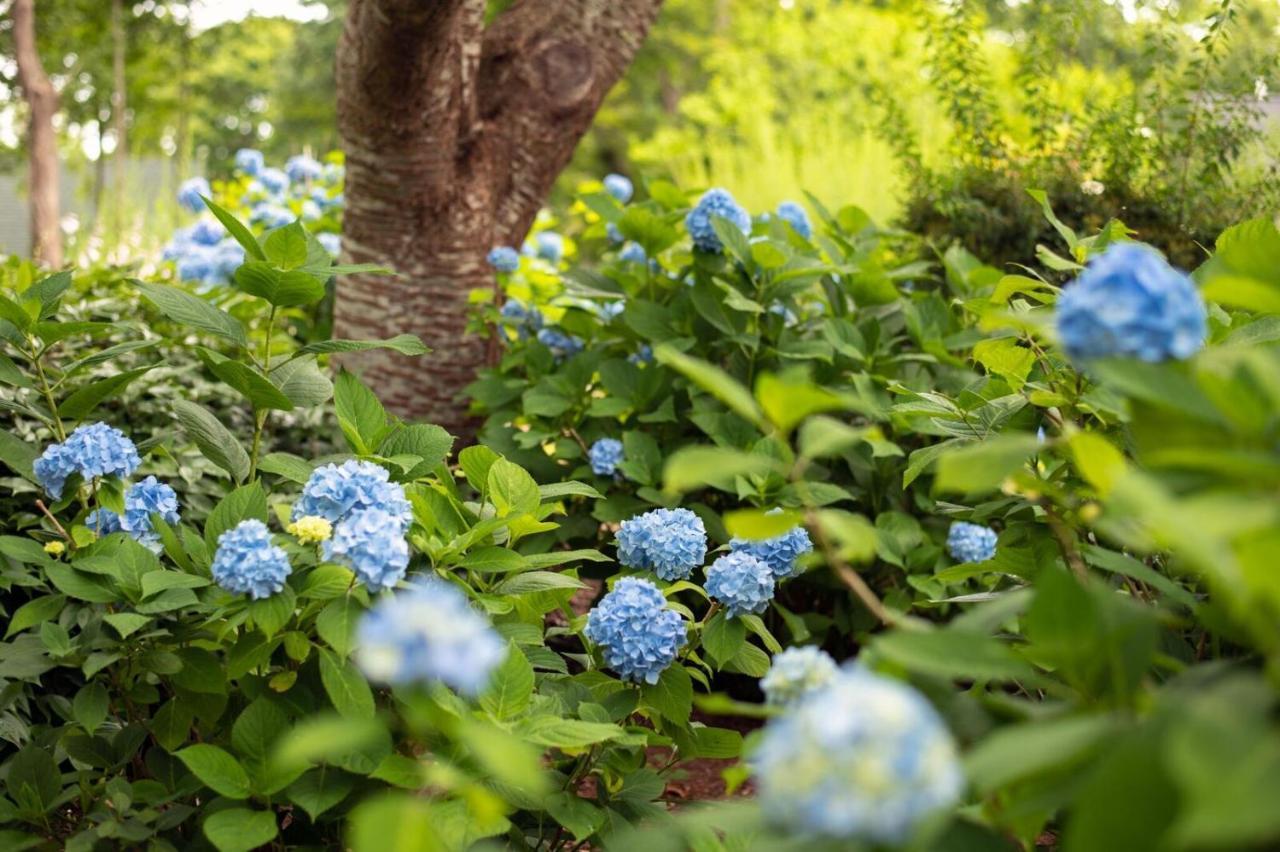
111;0;128;240
12;0;63;268
335;0;664;435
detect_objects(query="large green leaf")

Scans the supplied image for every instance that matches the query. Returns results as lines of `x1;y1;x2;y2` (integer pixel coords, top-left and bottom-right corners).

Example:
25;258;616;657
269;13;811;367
134;281;247;347
173;399;251;483
176;744;252;798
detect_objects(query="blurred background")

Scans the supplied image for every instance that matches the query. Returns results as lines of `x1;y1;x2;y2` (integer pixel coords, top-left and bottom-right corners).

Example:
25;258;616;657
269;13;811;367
1;0;1278;266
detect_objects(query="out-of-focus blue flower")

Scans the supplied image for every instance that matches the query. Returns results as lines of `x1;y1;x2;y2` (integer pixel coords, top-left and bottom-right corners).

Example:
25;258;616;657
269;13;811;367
250;202;293;230
534;231;565;264
187;218;224;246
300;199;322;222
310;187;331;206
947;521;997;564
776;201;813;239
293;460;412;533
754;666;963;841
235;148;265;176
499;299;543;340
685;188;751;253
536;328;583;360
616;507;707;581
606;222;624;245
584;577;687;684
212;239;245;278
762;646;839;707
318;232;341;257
619;242;648;264
628;344;654;366
35;423;141;499
730;522;813;580
177;177;211;213
598;299;626;320
487;246;520;273
588;438;625;476
323;508;411;592
211;520;292;599
285;154;323;183
85;508;122;537
357;580;506;695
176;249;215;284
1055;243;1207;362
322;163;345;184
705;551;775;617
258;167;289;196
768;302;799;326
604;174;634;204
121;476;180;547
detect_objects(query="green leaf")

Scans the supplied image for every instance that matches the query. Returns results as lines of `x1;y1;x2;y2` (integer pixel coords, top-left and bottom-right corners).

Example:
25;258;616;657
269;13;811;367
102;612;151;639
202;196;266;261
493;571;586;595
692;726;744;759
654;344;763;426
378;423;454;477
271;357;334;408
537;481;603;501
316;598;361;658
249;586;297;638
59;368;151;421
458;547;527;574
459;445;500;493
5;595;66;638
198;349;294;411
295;334;430;357
44;563;119;603
318;648;375;719
662;447;781;494
72;683;109;733
176;744;252;798
701;610;746;666
872;628;1035;681
5;746;61;812
964;714;1118;793
487;458;540;517
173;399;251;483
641;664;693;724
934;434;1041;495
516;716;625;749
334;371;389;453
257;452;314;484
0;430;38;481
232;698;290;764
754;372;849;434
135;281;247;347
204;482;268;553
140;571;210;598
286;770;355;820
235;263;328;307
479;645;533;720
203;808;278;852
723;508;804;540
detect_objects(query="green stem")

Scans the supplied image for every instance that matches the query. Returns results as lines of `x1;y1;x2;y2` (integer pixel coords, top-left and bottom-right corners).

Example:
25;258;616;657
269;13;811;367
247;306;278;480
29;339;66;440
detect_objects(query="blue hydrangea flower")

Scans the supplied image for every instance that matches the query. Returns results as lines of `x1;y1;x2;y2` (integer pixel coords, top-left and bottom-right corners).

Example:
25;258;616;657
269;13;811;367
317;232;341;257
250;202;293;230
487;246;520;273
616;508;707;581
685;188;751;253
85;507;122;537
235;148;264;176
300;200;322;222
604;174;634;204
187;218;224;246
121;476;181;546
177;177;211;213
619;242;648;264
606;222;624;244
730;523;813;580
628;344;654;366
499;299;543;339
292;460;412;533
285;154;323;183
584;577;687;684
357;580;507;695
761;646;839;707
753;667;963;842
212;239;245;281
535;328;583;360
211;520;292;599
257;167;289;196
776;201;813;239
705;551;775;618
323;508;411;593
1055;243;1207;362
589;438;625;477
598;299;626;320
322;163;345;184
947;521;997;564
534;231;565;264
35;423;141;499
176;249;214;284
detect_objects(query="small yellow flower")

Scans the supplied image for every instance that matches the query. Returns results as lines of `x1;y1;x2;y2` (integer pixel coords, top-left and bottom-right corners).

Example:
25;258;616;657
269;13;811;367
44;541;66;557
287;516;332;545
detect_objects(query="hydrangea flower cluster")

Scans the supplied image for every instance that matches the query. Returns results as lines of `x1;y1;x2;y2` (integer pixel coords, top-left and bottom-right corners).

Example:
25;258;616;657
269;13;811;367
588;438;625;477
1055;242;1207;362
616;508;707;581
177;177;211;213
35;423;141;499
604;173;634;204
120;476;181;547
619;242;648;264
530;231;565;264
162;219;245;287
761;646;839;707
730;522;813;580
487;246;521;272
256;167;289;196
235;148;265;176
323;508;411;592
753;667;964;842
85;508;123;537
535;328;584;360
211;520;292;599
285;154;323;183
705;551;775;617
776;201;813;238
499;299;543;339
606;222;624;244
947;521;998;564
584;577;687;684
292;460;412;531
317;232;341;258
357;580;507;695
249;203;293;230
685;188;751;253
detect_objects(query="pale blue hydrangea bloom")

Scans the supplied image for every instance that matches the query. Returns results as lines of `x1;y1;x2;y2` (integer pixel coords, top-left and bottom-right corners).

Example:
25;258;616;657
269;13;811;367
250;202;293;229
187;218;224;246
300;199;322;222
776;201;813;239
234;148;264;176
619;242;648;264
685;188;751;253
317;232;341;257
85;508;122;537
35;423;141;499
357;580;506;695
257;167;289;196
588;438;625;476
500;299;543;339
597;299;626;320
761;646;839;707
285;154;323;183
584;577;687;684
487;246;520;272
628;344;654;366
604;174;634;204
730;523;813;580
753;667;964;841
946;521;997;564
535;328;583;360
211;520;292;599
177;177;211;213
606;222;624;244
705;551;775;618
292;460;412;533
121;476;181;547
1055;243;1206;362
616;508;707;581
323;508;411;592
534;231;565;264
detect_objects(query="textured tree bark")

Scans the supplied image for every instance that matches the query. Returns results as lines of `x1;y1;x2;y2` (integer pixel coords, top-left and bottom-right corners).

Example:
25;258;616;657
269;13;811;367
335;0;664;435
12;0;63;268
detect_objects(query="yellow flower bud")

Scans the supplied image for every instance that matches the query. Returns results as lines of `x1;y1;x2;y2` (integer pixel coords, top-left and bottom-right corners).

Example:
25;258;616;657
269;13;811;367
287;516;332;545
43;541;66;556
